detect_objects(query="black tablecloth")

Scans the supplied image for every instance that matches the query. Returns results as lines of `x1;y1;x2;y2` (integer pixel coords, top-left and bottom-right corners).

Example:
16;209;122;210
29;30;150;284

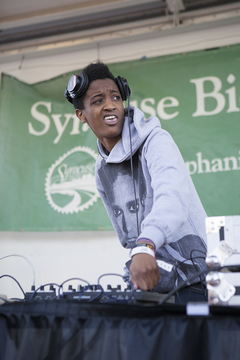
1;300;240;360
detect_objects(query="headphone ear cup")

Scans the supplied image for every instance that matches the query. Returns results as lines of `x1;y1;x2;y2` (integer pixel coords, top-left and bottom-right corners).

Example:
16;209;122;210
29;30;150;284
64;72;89;103
76;72;89;98
64;87;73;103
115;76;131;101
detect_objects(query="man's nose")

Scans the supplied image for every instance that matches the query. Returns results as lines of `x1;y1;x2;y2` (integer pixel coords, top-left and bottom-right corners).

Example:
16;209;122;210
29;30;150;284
104;97;116;110
122;214;129;234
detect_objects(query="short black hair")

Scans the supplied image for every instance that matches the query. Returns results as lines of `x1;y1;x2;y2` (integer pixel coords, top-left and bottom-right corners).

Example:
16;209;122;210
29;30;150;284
72;61;116;110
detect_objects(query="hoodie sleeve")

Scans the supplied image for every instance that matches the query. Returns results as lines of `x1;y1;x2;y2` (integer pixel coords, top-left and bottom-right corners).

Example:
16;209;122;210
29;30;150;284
139;128;192;250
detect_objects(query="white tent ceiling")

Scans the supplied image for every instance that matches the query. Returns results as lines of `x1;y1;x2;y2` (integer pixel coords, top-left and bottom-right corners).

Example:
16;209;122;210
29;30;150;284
1;0;240;57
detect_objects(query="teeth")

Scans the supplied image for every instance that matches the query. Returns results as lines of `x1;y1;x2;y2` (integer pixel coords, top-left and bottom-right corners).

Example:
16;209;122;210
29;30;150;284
104;116;115;120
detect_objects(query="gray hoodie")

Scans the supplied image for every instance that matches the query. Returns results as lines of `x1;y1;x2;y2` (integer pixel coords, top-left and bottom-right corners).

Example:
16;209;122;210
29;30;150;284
95;106;207;292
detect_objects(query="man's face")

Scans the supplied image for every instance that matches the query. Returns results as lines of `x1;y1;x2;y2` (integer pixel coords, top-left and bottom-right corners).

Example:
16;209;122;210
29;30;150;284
76;78;125;152
112;175;145;249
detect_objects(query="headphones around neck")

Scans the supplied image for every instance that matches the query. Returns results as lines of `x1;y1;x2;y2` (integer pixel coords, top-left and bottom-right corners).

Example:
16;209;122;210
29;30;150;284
64;72;131;103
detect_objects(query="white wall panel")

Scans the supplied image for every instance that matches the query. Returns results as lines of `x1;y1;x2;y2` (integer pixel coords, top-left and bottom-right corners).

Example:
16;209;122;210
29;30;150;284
0;231;127;299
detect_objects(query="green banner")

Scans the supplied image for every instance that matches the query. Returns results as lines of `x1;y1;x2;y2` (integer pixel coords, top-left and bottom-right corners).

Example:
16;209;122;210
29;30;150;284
0;44;240;231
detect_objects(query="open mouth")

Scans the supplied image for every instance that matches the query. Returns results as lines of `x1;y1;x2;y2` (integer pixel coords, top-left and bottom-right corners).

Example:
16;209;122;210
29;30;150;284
103;115;118;125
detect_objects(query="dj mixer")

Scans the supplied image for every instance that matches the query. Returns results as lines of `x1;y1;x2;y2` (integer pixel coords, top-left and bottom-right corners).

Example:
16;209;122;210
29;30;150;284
25;284;175;305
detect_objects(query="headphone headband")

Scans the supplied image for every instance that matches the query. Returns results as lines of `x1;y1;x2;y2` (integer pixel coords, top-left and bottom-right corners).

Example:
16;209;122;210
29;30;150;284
64;72;131;103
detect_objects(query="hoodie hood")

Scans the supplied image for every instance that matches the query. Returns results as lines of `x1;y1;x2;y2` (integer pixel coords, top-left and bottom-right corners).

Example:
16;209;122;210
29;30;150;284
97;106;161;163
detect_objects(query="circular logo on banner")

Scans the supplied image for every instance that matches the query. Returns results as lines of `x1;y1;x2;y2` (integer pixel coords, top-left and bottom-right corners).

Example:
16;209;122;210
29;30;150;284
45;146;99;214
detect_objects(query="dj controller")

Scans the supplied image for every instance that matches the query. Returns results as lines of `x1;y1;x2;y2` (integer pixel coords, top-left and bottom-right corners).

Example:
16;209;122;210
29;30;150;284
25;284;175;305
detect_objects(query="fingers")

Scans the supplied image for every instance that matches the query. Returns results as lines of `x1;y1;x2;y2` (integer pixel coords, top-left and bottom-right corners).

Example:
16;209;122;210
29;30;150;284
129;253;160;291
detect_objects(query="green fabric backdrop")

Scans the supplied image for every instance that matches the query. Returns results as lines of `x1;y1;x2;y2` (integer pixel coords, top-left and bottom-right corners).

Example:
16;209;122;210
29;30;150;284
0;44;239;231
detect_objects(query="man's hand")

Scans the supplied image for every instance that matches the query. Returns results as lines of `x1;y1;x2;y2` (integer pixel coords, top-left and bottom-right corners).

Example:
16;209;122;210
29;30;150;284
129;253;160;291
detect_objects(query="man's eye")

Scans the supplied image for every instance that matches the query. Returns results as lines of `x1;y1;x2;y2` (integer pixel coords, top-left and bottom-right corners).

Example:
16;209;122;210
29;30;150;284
113;95;120;100
93;99;102;104
129;204;139;213
113;208;122;217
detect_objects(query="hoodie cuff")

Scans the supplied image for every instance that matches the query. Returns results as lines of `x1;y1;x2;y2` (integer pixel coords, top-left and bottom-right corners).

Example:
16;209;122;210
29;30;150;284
138;226;165;251
136;238;156;251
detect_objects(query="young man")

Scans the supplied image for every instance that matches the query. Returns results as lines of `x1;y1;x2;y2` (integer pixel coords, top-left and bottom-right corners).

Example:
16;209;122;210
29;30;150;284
65;62;207;302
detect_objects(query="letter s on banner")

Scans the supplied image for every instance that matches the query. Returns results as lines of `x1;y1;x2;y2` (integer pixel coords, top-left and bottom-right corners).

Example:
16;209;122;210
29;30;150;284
28;101;51;136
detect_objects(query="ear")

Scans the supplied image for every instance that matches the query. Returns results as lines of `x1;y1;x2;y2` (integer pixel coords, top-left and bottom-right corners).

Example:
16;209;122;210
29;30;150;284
76;109;87;123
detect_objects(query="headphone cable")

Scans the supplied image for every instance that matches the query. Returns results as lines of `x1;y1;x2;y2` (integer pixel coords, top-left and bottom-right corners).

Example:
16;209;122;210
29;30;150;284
127;96;140;237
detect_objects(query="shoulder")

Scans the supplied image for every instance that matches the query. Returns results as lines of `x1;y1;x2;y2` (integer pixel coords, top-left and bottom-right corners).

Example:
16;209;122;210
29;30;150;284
142;126;175;149
140;127;185;169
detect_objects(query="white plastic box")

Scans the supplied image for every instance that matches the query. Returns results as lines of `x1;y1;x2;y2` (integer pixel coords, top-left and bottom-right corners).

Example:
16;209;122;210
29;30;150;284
206;215;240;305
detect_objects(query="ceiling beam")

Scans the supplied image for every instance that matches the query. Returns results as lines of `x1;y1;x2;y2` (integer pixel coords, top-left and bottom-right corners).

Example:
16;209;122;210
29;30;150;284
0;1;240;61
